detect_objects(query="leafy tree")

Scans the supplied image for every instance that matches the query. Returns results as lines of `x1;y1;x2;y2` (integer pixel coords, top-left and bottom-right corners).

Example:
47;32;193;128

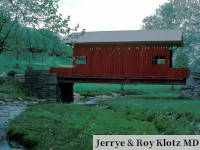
1;0;79;34
22;29;73;59
0;6;16;53
8;23;27;60
0;0;84;55
142;0;200;69
174;52;189;68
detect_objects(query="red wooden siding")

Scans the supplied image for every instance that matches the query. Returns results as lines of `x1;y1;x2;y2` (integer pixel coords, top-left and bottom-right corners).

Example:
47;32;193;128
50;44;189;81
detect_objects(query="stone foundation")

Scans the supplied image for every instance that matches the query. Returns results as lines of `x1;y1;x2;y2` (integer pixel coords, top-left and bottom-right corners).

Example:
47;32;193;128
25;70;58;100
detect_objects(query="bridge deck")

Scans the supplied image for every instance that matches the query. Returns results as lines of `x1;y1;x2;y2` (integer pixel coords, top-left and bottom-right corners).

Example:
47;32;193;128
58;76;186;85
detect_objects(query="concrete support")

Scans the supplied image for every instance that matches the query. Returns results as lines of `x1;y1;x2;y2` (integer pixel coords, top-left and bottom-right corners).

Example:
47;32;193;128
59;83;74;103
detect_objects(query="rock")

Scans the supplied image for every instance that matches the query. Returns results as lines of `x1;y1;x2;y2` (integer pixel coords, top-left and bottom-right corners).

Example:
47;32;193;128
74;92;84;100
18;103;26;107
0;112;9;117
23;101;29;105
13;101;19;104
95;95;112;99
84;101;98;106
39;99;46;104
0;101;5;105
46;98;57;102
0;72;7;77
5;101;11;105
0;129;6;141
15;74;25;83
99;105;112;109
27;101;39;106
111;92;120;97
4;98;12;102
17;97;23;101
74;92;80;97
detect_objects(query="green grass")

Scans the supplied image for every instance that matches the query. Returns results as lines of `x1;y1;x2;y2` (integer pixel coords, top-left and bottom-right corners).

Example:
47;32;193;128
102;96;200;113
0;80;39;100
7;104;156;150
74;83;181;98
101;97;200;134
0;52;73;73
75;90;112;97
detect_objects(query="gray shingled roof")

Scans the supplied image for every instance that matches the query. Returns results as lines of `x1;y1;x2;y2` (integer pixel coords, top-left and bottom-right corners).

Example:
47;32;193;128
66;30;183;46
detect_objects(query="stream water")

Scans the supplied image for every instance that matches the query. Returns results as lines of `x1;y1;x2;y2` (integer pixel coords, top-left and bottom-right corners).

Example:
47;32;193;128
74;97;111;104
0;105;26;150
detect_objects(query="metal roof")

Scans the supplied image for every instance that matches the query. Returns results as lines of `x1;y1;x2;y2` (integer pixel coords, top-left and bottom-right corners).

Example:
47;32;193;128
66;30;183;46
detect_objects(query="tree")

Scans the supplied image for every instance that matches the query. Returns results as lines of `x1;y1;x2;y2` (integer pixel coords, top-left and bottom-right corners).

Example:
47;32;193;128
1;0;79;34
174;52;189;68
8;23;27;60
0;0;84;54
142;0;200;69
0;6;16;53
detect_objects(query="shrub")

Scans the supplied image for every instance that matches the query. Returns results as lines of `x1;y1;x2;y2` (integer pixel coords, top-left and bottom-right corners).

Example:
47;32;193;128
0;77;7;85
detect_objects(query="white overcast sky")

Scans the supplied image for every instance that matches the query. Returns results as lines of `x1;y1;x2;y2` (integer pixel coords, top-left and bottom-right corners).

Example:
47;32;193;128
58;0;168;32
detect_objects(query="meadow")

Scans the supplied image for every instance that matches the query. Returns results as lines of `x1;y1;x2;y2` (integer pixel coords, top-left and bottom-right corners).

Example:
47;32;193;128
6;82;200;150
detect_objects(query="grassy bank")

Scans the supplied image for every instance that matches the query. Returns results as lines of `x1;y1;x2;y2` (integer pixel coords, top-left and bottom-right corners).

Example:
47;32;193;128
0;78;39;101
7;98;200;149
101;97;200;134
7;104;156;150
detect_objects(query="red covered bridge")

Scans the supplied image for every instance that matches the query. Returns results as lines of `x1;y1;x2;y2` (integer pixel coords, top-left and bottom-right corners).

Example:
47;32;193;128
50;30;189;102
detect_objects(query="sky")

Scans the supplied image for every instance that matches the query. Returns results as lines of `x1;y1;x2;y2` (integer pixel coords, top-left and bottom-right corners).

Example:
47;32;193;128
58;0;169;32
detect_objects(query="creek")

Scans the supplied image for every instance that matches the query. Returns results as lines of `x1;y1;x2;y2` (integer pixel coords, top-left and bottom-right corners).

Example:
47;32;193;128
0;105;26;150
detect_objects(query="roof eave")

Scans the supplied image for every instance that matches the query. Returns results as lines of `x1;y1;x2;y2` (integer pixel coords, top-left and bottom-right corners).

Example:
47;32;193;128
66;41;183;46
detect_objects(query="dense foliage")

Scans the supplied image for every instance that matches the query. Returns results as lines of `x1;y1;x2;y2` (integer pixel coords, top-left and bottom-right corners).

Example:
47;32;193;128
1;23;73;58
142;0;200;70
0;0;80;34
0;0;83;70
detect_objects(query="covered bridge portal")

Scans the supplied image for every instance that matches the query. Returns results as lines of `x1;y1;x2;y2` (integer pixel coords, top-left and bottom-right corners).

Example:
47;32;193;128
50;30;190;102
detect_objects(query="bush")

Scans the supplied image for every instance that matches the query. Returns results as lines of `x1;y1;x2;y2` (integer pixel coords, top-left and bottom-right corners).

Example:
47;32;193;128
0;77;7;85
0;80;40;99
